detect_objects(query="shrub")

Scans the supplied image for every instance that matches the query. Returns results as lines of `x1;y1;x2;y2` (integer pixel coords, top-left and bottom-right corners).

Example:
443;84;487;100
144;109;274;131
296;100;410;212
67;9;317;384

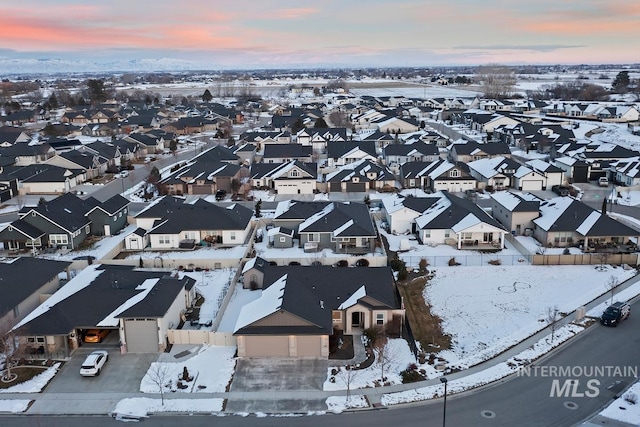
624;392;638;405
488;259;502;266
448;257;460;266
418;258;429;272
400;368;425;383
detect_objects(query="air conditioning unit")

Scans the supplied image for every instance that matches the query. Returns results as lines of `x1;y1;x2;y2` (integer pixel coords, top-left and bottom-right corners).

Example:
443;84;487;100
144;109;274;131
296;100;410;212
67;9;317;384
60;246;68;250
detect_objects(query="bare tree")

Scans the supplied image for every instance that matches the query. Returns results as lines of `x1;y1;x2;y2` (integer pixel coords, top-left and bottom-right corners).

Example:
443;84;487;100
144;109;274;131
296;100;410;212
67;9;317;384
605;275;621;304
545;306;560;344
376;339;401;384
0;319;20;382
144;363;172;405
476;64;516;99
335;365;362;404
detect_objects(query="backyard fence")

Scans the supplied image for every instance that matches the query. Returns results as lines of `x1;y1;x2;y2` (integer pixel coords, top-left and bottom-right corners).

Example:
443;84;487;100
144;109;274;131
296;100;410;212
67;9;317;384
167;329;236;346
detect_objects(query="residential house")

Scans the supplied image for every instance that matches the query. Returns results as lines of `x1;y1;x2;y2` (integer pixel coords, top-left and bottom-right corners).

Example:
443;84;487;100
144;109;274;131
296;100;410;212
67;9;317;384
0;193;128;251
612;157;640;186
0;142;56;166
400;159;477;193
415;191;508;249
2;164;85;194
383;141;440;170
448;141;512;163
250;161;317;195
525;159;565;189
490;191;541;236
296;128;348;153
382;193;440;235
325;141;377;169
234;265;403;358
273;200;378;254
532;197;639;250
160;161;244;196
261;143;313;163
467;156;522;190
14;264;196;355
324;159;395;192
134;197;253;248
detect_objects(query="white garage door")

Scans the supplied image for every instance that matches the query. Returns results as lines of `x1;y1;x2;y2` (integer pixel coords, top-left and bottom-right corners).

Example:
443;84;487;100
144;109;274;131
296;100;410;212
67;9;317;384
124;318;159;353
521;180;543;191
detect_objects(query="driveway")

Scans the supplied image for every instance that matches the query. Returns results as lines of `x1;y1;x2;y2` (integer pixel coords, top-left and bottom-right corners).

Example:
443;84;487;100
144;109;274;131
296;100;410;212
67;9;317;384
45;347;159;394
226;358;329;413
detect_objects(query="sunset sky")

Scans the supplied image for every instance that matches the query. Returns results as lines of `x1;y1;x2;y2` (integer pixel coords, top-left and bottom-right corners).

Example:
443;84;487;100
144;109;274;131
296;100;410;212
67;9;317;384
1;0;638;68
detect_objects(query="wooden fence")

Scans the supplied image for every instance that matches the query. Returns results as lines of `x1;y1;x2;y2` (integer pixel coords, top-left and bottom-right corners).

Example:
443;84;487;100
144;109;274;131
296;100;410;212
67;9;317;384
167;329;236;346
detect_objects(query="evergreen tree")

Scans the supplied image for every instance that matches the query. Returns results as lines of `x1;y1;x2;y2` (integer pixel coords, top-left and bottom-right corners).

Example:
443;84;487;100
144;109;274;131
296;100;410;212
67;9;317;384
612;71;630;92
202;89;213;102
254;199;262;218
315;117;328;128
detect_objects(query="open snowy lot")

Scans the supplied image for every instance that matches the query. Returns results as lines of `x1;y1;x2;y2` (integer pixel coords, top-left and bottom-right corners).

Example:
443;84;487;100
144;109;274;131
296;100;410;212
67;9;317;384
425;264;636;368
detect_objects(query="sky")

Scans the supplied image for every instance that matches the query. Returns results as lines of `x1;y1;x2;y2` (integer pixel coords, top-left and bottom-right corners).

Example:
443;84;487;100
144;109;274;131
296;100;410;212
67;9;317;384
0;0;639;70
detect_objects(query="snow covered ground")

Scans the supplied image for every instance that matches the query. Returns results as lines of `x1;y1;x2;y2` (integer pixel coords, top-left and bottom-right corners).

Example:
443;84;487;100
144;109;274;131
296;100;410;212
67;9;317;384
597;381;640;425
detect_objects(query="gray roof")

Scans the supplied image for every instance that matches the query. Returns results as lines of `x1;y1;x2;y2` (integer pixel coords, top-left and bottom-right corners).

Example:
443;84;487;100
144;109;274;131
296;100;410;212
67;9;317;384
19;265;181;335
117;275;195;318
0;257;71;319
147;198;252;234
235;266;399;335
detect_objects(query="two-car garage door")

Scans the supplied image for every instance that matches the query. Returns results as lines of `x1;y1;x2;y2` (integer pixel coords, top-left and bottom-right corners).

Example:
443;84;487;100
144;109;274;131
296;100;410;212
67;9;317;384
124;318;159;353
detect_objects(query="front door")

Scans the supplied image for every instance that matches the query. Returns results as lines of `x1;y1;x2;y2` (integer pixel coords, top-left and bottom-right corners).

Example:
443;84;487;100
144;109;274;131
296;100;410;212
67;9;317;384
351;312;363;328
483;232;494;243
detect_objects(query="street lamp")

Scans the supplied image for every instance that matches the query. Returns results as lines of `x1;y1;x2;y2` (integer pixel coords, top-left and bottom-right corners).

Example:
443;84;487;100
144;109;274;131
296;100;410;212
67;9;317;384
440;377;448;427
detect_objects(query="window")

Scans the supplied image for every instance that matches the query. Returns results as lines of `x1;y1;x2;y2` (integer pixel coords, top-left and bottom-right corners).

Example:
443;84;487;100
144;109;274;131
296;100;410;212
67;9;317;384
13;306;19;318
113;215;117;222
444;230;450;238
50;234;68;245
332;311;342;322
424;230;431;238
376;313;384;325
27;336;45;344
230;232;236;241
449;169;460;178
461;232;473;240
159;235;171;245
290;169;300;178
308;233;320;242
279;237;286;243
85;225;90;233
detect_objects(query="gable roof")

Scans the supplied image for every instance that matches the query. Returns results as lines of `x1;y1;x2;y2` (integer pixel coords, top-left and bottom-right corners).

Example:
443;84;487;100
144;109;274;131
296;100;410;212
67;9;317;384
416;191;506;232
297;202;376;237
146;198;252;233
234;266;399;335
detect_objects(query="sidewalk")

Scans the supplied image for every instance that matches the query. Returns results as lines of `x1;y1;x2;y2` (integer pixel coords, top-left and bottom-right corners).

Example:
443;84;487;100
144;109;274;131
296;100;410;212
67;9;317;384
5;272;640;416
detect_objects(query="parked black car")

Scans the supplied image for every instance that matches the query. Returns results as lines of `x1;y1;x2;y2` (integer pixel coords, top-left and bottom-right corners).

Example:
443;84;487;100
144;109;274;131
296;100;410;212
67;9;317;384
551;185;570;196
600;301;631;327
215;190;227;201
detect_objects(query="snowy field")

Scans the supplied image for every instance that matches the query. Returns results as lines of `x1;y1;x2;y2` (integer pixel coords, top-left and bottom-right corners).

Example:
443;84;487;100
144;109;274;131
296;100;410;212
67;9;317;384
425;264;636;369
598;380;640;425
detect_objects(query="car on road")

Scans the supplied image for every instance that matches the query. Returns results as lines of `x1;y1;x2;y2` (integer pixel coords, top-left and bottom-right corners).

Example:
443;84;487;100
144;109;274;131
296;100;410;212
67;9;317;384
84;329;110;343
114;171;129;179
600;301;631;326
80;350;108;377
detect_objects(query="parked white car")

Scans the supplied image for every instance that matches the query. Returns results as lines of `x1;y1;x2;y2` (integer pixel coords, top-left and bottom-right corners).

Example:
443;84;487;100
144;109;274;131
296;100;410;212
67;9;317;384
80;350;108;377
114;171;129;179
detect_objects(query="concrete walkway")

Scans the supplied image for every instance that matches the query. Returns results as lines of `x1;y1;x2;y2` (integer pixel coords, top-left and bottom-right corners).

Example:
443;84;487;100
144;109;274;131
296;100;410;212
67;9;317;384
5;271;640;417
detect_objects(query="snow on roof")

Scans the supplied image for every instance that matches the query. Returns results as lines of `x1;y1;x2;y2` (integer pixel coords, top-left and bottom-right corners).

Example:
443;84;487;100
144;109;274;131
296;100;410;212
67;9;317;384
514;165;535;178
415;197;451;229
333;219;354;236
533;197;574;231
298;203;334;232
206;164;227;181
451;213;482;233
381;194;407;215
427;160;454;178
241;256;257;274
338;285;366;310
576;211;601;235
14;264;104;330
97;278;159;327
234;274;287;332
468;157;505;178
273;199;293;218
187;171;206;184
491;191;522;211
554;156;577;166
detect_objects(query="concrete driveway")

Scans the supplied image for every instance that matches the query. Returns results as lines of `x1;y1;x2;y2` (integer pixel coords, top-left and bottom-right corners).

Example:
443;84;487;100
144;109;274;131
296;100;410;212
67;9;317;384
226;358;329;413
45;347;159;394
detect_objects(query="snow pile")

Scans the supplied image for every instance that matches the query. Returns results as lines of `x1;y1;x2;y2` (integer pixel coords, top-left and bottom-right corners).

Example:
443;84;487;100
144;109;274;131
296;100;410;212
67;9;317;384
325;395;368;413
112;397;224;418
0;400;31;413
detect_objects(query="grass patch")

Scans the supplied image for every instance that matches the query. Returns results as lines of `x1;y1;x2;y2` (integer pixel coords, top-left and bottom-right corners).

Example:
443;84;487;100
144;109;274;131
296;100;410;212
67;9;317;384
0;366;48;389
397;273;451;353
